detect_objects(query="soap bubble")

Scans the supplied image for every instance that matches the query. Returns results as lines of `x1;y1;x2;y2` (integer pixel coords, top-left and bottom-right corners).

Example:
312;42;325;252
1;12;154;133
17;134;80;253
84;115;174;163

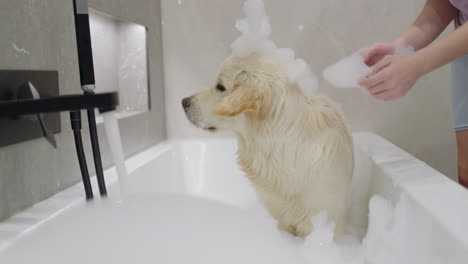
323;45;414;89
323;52;371;89
231;0;318;96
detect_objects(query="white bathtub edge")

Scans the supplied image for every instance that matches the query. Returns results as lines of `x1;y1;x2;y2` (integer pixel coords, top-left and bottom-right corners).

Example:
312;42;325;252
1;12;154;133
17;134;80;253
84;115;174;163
354;132;468;248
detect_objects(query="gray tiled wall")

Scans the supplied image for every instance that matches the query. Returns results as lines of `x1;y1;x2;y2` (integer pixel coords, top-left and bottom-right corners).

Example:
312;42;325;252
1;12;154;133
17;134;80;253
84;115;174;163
0;0;166;221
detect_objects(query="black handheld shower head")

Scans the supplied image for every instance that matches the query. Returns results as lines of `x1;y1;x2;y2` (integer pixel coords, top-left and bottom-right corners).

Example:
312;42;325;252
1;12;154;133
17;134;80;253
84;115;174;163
72;0;95;92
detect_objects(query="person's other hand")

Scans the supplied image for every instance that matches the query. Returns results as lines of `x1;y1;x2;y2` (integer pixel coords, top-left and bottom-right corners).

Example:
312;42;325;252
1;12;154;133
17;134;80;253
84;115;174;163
359;43;396;66
358;54;423;101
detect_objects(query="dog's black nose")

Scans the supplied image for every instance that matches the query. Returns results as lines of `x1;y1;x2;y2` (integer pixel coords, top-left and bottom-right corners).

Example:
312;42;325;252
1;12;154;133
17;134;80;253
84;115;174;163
182;97;191;109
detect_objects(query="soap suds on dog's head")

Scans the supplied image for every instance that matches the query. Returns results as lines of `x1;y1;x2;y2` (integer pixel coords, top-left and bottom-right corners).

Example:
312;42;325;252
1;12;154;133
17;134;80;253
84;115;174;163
322;45;414;89
231;0;318;96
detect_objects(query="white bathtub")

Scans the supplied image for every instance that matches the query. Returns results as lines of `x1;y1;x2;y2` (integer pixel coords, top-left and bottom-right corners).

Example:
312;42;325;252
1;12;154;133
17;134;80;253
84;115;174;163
0;132;467;263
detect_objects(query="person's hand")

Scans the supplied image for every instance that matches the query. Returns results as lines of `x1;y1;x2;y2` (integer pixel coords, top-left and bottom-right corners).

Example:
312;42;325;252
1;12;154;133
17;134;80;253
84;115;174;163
358;53;423;101
359;43;396;66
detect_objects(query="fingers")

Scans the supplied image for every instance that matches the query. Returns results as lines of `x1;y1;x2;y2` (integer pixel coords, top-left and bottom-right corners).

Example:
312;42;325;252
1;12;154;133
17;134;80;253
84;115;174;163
361;43;395;66
368;86;405;101
360;47;379;66
358;55;392;90
363;78;388;100
373;90;391;101
365;55;384;67
358;47;370;58
370;55;392;75
359;69;387;88
368;82;387;95
366;87;393;101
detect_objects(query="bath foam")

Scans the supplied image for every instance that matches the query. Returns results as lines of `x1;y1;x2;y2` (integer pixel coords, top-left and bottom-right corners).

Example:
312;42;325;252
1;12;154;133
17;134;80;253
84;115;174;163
323;52;371;89
294;194;448;264
360;195;440;264
231;0;318;96
323;45;414;89
245;192;445;264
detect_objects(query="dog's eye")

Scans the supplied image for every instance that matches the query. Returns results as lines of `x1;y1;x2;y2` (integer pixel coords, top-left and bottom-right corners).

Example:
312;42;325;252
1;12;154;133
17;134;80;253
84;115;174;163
216;84;226;92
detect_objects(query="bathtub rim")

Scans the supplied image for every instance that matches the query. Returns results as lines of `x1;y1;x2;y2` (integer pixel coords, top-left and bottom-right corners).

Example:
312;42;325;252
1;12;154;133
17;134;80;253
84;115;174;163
354;132;468;248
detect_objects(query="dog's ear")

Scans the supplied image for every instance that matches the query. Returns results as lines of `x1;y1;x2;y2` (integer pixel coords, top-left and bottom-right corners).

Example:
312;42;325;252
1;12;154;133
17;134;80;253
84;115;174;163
214;71;260;117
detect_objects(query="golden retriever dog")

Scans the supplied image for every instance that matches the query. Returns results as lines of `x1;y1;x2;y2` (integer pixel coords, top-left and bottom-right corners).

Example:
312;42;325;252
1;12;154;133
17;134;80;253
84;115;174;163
181;52;354;238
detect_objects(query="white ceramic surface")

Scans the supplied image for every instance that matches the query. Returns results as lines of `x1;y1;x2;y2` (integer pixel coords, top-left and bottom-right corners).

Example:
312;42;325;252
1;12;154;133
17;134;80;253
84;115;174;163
0;132;467;263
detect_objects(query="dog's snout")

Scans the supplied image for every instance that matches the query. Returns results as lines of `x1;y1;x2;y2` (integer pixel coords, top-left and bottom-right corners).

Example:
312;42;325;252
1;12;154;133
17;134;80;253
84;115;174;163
182;97;191;109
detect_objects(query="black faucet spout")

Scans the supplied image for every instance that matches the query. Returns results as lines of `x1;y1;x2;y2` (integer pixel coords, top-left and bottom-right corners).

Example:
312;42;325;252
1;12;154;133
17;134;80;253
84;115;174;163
0;92;119;118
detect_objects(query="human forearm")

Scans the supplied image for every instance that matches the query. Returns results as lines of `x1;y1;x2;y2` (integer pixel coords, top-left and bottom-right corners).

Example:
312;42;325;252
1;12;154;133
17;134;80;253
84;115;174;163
394;0;458;50
411;21;468;76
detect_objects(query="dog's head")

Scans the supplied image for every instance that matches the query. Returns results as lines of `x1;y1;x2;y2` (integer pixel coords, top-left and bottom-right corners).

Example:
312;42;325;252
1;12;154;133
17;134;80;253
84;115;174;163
182;52;289;132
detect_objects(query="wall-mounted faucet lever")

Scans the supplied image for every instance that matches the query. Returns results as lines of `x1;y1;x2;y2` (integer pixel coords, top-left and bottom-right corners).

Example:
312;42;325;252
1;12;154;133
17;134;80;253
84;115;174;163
15;81;57;148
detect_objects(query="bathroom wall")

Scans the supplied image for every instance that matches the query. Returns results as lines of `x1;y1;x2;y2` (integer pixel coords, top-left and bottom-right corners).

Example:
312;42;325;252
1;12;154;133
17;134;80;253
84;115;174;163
0;0;166;221
90;9;150;114
161;0;457;180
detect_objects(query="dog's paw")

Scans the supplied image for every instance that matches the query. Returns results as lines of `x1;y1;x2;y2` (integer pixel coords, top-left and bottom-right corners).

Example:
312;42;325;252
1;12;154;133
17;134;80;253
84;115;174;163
277;222;296;235
277;218;312;238
293;218;313;238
